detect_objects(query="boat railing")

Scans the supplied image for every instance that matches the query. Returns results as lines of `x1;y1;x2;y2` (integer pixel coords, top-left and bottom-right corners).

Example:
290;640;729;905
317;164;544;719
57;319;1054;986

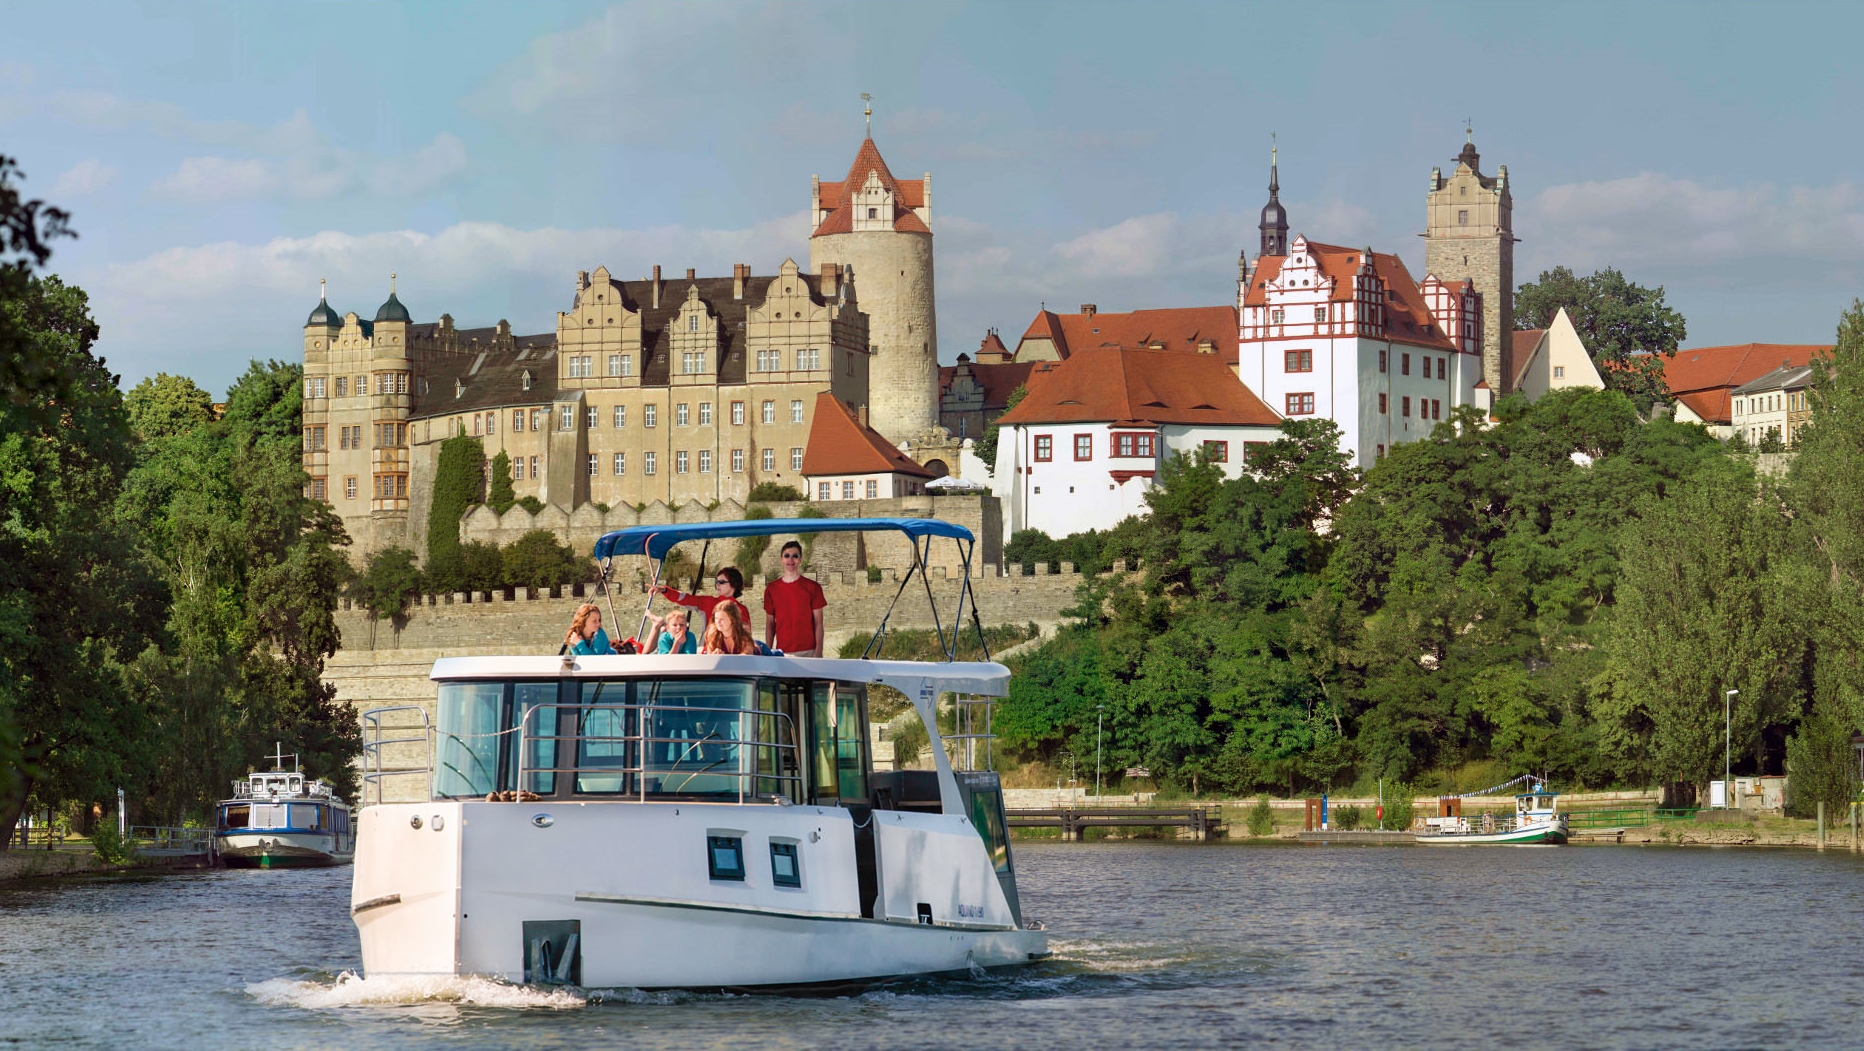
945;693;998;773
513;701;803;805
361;705;435;806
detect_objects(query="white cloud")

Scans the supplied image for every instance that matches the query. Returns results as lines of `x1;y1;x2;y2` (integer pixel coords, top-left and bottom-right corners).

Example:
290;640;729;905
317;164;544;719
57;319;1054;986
367;133;468;197
1521;173;1864;272
50;158;118;196
152;156;276;201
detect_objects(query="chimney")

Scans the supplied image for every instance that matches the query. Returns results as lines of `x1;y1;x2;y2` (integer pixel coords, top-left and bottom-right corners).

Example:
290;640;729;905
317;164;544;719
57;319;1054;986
576;270;589;291
686;267;696;282
858;404;869;427
821;262;841;297
1080;304;1097;317
651;265;662;308
733;263;749;300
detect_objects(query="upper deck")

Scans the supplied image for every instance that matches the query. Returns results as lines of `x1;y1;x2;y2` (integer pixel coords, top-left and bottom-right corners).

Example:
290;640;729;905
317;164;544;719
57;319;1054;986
431;653;1011;699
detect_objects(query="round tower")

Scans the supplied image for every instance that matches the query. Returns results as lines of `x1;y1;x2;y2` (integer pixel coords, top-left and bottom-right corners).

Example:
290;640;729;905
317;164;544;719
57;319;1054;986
808;132;937;445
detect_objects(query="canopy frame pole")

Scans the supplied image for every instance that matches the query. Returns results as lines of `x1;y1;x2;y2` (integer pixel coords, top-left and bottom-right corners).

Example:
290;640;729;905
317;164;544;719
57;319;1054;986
597;556;623;651
913;535;947;661
636;532;664;645
863;554;920;660
947;537;970;662
960;537;992;662
692;540;711;598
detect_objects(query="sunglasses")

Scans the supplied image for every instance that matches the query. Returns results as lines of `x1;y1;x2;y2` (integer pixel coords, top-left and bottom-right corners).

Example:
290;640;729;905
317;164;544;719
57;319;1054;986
782;553;801;559
714;579;732;586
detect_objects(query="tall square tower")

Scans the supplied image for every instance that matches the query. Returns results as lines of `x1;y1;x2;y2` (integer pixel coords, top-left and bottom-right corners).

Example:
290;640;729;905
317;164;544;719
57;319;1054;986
1425;136;1513;391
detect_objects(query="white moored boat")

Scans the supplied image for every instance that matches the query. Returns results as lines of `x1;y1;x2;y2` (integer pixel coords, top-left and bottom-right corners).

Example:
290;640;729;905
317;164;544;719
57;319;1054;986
215;747;355;868
1414;776;1569;846
352;517;1048;990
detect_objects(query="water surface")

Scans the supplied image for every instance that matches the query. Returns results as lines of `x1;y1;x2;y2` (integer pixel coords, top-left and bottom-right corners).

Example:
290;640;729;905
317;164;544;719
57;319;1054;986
2;841;1857;1050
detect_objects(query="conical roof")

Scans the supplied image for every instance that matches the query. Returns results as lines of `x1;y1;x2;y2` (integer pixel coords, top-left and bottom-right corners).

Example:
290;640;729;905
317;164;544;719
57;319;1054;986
374;291;411;323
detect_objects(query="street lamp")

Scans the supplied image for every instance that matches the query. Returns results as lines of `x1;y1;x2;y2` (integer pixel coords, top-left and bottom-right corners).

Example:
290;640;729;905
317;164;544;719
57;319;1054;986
1725;689;1739;809
1095;705;1106;800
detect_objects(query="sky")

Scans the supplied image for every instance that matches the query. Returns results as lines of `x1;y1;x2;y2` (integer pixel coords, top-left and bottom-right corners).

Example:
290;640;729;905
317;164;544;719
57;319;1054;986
5;0;1863;398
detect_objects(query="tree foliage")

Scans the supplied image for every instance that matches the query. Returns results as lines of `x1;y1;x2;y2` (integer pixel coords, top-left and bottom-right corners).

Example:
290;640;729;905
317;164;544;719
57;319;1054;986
487;449;516;514
424;434;485;593
1516;266;1686;410
974;383;1027;475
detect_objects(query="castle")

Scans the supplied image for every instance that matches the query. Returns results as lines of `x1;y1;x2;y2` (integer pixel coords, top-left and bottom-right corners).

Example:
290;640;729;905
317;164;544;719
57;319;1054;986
302;130;945;559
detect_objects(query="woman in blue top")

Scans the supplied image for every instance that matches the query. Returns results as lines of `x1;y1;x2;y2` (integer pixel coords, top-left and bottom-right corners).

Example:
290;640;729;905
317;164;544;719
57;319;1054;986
563;603;614;656
644;608;697;654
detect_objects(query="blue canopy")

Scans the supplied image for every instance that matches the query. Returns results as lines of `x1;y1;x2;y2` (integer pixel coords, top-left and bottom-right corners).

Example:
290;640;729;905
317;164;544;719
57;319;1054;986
592;517;975;562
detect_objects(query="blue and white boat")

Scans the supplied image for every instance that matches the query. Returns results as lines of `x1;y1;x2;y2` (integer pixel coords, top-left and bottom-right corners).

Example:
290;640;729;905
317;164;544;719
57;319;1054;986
215;747;355;868
351;517;1046;990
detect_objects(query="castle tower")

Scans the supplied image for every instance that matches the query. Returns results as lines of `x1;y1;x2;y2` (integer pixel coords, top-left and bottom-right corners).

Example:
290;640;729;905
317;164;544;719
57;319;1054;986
1425;131;1513;391
1259;143;1288;258
809;121;937;445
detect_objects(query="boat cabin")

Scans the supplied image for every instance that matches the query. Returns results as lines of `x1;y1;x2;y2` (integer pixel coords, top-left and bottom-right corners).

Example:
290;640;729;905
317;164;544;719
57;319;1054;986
217;772;350;836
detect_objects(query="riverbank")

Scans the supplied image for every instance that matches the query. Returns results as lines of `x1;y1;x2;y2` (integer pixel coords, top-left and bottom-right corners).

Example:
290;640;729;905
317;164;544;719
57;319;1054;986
0;848;210;883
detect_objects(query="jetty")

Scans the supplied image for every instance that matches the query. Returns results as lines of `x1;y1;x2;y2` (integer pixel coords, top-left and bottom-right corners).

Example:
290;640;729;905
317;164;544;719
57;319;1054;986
1006;806;1225;841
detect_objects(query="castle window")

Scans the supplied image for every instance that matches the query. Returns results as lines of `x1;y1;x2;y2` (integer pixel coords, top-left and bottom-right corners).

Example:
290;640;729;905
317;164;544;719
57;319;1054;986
1205;441;1228;463
521;370;532;390
344;477;357;500
698;450;712;474
614;405;627;428
620;354;633;376
561;405;574;430
731;401;745;426
732;449;744;473
644;452;657;476
308;377;326;399
644;405;658;428
614;453;626;476
1432;399;1442;420
1402;396;1412;417
819;482;832;501
1553;366;1566;379
310;426;326;451
688;315;699;333
1379;393;1388;414
588;455;599;477
682;350;706;374
607;355;621;377
471;414;481;436
529;455;539;480
1401;353;1411;376
356;375;368;396
756;349;777;372
587;405;599;428
1437;357;1447;379
1286;393;1316;416
1458;210;1469;226
866;479;878;499
311;478;326;501
335;377;347;398
677;403;690;427
762;448;775;471
790;400;804;424
531;409;543;432
797;348;819;371
700;402;713;426
1314;306;1328;323
1377;444;1385;459
761;400;776;424
1074;434;1093;461
842;481;855;500
1271;308;1285;325
1284;349;1313;373
791;448;804;471
1379;350;1388;373
513;410;524;432
1034;435;1052;462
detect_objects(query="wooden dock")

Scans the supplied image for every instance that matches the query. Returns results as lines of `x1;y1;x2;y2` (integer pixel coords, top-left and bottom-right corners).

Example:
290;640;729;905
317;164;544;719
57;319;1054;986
1006;806;1226;841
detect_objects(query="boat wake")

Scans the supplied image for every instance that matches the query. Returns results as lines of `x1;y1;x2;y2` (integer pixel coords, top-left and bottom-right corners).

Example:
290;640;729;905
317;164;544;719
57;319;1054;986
247;971;586;1010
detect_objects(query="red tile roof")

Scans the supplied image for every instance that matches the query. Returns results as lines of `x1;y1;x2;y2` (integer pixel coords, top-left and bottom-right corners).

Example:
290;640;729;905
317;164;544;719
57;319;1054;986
1653;343;1830;424
939;359;1040;411
811;137;930;237
1511;329;1547;389
1243;240;1456;352
801;392;935;478
1015;306;1240;365
993;347;1280;428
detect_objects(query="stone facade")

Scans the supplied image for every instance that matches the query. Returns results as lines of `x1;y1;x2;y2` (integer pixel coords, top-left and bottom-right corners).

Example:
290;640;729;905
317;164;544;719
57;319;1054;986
1423;137;1514;392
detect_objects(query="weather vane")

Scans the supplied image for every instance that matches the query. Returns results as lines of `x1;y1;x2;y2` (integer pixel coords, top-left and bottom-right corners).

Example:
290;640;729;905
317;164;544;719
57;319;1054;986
862;92;873;132
1465;117;1474;143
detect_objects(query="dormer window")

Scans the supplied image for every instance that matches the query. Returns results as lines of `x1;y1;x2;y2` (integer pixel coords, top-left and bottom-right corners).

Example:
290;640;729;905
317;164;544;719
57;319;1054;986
521;370;532;391
454;379;464;399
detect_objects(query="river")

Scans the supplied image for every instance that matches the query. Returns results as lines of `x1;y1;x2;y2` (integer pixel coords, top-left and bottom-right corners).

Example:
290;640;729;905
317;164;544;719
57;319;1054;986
2;841;1859;1050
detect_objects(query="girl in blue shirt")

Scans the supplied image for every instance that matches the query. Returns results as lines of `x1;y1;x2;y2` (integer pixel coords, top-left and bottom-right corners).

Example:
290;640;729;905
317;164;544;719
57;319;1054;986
564;603;614;656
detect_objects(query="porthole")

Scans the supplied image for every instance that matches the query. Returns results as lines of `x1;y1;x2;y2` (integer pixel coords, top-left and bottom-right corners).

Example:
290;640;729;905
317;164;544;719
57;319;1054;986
707;835;745;881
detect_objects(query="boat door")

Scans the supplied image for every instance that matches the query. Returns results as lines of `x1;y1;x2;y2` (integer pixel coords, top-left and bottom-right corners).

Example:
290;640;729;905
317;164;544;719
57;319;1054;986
804;681;878;918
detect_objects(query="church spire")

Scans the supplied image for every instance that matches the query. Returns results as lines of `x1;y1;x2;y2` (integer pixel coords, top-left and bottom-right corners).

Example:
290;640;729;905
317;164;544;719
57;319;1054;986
1258;135;1288;258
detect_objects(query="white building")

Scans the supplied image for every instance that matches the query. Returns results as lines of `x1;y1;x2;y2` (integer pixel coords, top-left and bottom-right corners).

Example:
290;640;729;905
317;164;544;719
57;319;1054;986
800;391;935;502
1508;307;1604;399
1730;364;1814;447
1238;237;1484;468
991;348;1282;539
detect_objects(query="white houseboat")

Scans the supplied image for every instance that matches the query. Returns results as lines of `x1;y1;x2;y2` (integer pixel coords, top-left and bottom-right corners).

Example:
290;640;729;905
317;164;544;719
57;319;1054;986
1415;777;1569;845
351;517;1048;990
215;750;355;867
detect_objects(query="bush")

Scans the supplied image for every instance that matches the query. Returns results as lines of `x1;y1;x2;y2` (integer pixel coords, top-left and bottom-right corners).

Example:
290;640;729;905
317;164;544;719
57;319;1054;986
516;495;545;515
503;529;590;591
90;822;137;865
1334;804;1363;830
748;482;803;502
1786;691;1858;819
458;540;504;593
1379;783;1415;831
426;435;485;583
867;565;883;583
1247;795;1275;837
349;546;424;621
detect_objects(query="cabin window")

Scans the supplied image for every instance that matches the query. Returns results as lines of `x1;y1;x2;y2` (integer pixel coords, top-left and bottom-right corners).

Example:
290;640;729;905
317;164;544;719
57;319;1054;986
220;804;250;830
435;682;506;798
512;682;559;795
968;787;1012;875
808;682;869;804
707;835;745;881
770;841;802;887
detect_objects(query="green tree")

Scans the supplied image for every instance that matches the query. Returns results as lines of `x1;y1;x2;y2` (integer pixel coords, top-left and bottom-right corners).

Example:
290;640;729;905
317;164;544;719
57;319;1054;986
502;529;589;591
1516;266;1686;411
458;540;505;592
425;435;485;593
487;450;516;514
350;546;425;644
747;482;803;502
124;372;215;441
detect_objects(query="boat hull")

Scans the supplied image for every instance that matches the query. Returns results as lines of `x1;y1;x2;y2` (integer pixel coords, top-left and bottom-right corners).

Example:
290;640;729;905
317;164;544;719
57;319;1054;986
352;800;1047;989
1415;822;1568;846
217;831;353;867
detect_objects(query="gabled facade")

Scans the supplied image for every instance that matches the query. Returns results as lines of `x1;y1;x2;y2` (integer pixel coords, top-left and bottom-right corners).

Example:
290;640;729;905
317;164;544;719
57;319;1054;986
991;348;1282;539
1658;343;1830;437
1730;364;1815;447
1011;304;1237;365
938;330;1037;439
1237;236;1482;467
801;391;936;502
1509;307;1604;400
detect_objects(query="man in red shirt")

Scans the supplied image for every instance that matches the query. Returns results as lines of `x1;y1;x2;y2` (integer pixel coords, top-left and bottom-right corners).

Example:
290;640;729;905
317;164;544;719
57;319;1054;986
762;540;826;656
